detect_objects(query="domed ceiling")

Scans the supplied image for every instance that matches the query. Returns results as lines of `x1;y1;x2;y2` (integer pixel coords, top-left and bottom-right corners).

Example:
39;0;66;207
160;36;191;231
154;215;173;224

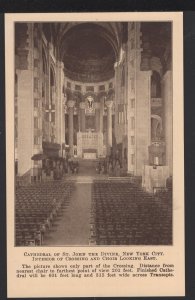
42;22;124;82
41;22;171;81
61;23;116;83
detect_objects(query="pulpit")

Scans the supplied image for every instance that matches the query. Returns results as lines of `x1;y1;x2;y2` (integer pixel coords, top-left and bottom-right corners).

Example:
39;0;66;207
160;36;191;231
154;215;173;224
148;142;166;166
142;165;169;193
143;141;169;192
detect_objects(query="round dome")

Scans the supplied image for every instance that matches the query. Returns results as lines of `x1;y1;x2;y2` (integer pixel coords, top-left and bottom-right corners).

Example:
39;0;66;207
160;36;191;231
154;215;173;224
62;23;116;83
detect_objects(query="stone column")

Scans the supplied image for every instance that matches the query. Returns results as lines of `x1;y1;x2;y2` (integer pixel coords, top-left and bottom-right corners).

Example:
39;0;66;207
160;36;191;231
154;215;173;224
162;70;172;175
17;68;34;175
56;61;65;147
114;63;120;140
67;100;75;156
106;100;113;154
17;24;34;176
47;43;51;141
79;101;86;132
135;70;152;175
99;101;104;133
94;102;100;132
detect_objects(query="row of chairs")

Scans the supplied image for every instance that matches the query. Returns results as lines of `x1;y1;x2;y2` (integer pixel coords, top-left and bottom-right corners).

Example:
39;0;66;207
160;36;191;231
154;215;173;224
90;181;172;245
15;180;74;246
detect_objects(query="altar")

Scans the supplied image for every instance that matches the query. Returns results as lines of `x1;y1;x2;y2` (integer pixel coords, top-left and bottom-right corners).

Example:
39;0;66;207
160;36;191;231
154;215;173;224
77;131;104;158
83;152;97;159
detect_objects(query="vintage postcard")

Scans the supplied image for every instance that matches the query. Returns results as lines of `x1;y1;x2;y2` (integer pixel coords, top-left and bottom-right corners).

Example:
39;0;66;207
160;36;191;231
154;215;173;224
5;12;184;297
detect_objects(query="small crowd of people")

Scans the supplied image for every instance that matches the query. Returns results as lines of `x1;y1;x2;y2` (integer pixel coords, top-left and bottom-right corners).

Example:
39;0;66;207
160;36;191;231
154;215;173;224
42;155;79;180
96;150;126;177
31;148;127;182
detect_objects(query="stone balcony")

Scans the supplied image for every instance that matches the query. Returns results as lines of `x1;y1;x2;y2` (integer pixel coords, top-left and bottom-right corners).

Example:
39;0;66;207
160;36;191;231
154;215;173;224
151;97;162;107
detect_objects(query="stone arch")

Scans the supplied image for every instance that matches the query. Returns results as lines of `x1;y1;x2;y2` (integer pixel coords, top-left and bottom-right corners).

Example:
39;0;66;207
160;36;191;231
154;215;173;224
42;46;48;101
60;22;120;62
50;65;56;105
42;45;48;74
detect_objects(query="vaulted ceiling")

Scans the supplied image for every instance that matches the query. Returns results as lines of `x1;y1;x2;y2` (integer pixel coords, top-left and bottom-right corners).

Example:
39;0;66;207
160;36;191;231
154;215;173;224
140;22;172;72
42;22;124;82
42;21;171;81
61;23;117;82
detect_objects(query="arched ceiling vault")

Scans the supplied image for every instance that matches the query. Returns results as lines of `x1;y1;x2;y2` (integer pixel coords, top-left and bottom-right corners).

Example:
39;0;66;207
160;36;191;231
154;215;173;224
56;22;122;56
42;22;171;81
43;22;123;83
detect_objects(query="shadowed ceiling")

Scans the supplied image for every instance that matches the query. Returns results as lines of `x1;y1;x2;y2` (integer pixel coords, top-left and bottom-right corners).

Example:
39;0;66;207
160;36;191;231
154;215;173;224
61;23;117;82
41;22;171;81
43;22;123;83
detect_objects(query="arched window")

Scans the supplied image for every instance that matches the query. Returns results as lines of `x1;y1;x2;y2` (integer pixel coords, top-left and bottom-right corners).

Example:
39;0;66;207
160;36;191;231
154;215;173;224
50;67;55;106
151;71;161;98
42;47;47;98
42;49;47;74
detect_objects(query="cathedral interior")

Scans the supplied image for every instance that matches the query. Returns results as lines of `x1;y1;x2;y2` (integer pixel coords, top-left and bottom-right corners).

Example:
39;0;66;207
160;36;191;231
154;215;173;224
15;22;173;246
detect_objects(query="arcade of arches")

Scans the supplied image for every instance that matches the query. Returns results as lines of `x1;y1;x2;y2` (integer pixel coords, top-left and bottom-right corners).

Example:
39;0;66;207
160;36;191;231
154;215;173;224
15;22;172;185
15;22;173;246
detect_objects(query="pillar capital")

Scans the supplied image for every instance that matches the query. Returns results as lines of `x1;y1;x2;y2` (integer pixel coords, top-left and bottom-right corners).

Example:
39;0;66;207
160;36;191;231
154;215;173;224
67;100;75;108
94;102;100;109
105;100;113;108
57;61;64;69
79;101;86;110
106;100;113;153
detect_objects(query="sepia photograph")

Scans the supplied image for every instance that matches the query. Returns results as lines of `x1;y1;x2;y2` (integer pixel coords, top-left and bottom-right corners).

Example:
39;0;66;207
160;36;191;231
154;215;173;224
14;21;173;247
5;12;184;298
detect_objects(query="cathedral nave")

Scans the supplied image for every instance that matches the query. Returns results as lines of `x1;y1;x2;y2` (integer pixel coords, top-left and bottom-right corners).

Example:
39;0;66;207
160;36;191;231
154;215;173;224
15;21;172;246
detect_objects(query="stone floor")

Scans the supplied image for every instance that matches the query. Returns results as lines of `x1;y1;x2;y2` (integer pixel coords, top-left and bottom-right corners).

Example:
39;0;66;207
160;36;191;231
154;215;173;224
43;182;92;245
43;159;106;245
43;159;172;246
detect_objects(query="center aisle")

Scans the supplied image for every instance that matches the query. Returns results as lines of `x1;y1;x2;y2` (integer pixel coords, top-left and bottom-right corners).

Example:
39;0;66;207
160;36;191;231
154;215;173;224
43;159;108;246
43;181;92;245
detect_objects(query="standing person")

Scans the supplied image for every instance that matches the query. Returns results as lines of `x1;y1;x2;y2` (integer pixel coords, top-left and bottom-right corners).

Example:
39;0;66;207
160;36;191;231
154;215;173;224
67;155;72;174
103;158;107;174
33;166;38;182
115;149;120;168
115;160;120;177
59;160;62;179
64;156;68;174
75;161;79;174
166;175;172;192
97;161;101;174
108;161;113;176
